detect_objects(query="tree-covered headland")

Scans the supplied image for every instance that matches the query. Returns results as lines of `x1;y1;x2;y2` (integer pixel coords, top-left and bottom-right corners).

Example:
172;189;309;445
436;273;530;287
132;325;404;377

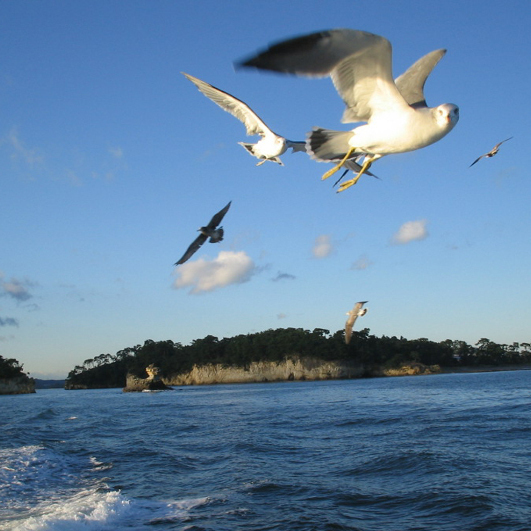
0;355;29;379
0;355;35;394
65;328;531;389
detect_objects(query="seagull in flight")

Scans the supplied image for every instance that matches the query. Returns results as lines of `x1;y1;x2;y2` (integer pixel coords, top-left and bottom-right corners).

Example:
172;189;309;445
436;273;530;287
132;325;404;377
237;29;459;191
331;48;447;190
469;137;513;167
183;72;306;165
345;301;368;344
175;201;231;266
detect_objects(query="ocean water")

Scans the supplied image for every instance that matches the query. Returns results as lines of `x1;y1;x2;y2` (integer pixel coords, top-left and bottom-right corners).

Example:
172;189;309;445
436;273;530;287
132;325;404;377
1;371;531;531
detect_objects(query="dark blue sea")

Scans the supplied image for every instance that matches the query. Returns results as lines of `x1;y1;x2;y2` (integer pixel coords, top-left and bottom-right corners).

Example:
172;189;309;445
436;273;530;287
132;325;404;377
2;370;531;530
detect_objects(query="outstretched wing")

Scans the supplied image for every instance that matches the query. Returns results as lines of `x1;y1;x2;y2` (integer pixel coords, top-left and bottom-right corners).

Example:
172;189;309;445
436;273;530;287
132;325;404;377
206;201;232;230
175;233;208;265
237;29;408;124
493;137;513;150
469;154;486;167
394;49;446;108
183;73;275;137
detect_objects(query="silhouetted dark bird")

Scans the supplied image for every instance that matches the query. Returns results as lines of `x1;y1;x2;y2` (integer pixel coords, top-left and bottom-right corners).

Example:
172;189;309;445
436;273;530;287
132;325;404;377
469;137;513;167
175;201;232;265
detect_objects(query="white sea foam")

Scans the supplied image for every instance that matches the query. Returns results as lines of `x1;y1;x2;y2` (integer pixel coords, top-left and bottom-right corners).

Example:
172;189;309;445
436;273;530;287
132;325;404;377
1;445;213;530
7;493;213;531
6;489;130;531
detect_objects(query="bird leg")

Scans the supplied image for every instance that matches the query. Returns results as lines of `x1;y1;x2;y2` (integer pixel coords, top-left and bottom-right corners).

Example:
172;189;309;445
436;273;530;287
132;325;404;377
337;157;374;192
333;168;350;187
321;147;356;180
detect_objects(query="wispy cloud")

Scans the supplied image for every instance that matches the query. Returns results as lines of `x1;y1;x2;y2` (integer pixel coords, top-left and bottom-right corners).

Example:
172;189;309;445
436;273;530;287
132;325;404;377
173;251;257;294
312;234;334;258
2;128;125;184
272;271;296;282
391;219;429;245
0;316;18;327
108;146;124;159
0;273;36;302
4;128;44;169
351;255;373;271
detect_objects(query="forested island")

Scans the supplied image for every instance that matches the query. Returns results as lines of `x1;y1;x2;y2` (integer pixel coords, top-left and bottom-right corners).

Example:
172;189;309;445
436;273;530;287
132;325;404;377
0;355;35;394
64;328;531;390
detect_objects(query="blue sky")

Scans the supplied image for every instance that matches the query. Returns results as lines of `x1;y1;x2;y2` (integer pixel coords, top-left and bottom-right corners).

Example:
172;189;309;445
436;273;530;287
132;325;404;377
1;1;529;379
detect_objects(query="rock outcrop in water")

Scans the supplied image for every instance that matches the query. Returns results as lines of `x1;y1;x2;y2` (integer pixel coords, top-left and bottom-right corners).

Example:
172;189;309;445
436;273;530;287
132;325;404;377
0;375;36;395
123;364;173;392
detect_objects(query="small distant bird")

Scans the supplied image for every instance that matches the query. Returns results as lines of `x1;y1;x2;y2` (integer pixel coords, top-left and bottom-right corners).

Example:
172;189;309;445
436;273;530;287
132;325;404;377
345;301;368;344
175;201;231;266
469;137;513;167
182;72;306;165
237;29;459;191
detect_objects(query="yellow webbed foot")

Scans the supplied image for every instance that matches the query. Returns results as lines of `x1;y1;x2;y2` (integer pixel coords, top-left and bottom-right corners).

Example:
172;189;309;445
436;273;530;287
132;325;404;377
337;175;361;192
321;147;356;180
336;157;374;192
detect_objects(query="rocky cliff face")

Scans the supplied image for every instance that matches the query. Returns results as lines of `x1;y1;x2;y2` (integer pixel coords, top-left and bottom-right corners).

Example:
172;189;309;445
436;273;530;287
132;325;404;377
0;376;36;395
164;357;366;386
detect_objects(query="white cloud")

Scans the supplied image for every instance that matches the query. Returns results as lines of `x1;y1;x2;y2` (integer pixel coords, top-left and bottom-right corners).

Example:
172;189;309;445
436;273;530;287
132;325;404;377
173;250;257;294
392;219;429;245
312;234;334;258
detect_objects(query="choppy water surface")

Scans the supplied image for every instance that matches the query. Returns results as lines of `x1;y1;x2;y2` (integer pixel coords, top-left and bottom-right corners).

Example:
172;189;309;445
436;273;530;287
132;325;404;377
2;370;531;530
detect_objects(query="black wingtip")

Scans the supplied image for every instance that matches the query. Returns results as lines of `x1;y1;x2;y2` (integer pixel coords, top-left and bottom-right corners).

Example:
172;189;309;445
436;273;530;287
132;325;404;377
235;30;334;73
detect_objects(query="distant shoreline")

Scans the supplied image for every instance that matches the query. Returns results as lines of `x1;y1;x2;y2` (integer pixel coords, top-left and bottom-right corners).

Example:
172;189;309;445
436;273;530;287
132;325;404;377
51;363;531;392
439;364;531;374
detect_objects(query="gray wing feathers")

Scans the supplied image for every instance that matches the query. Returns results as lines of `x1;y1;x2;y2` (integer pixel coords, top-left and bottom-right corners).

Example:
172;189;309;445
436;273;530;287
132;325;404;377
332;37;395;123
394;49;446;108
183;72;272;137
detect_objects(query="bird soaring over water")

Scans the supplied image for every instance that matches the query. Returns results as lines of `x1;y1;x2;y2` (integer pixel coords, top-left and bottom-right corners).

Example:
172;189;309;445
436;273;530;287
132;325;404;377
183;72;306;165
469;137;513;167
237;29;459;191
345;301;368;344
175;201;232;265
